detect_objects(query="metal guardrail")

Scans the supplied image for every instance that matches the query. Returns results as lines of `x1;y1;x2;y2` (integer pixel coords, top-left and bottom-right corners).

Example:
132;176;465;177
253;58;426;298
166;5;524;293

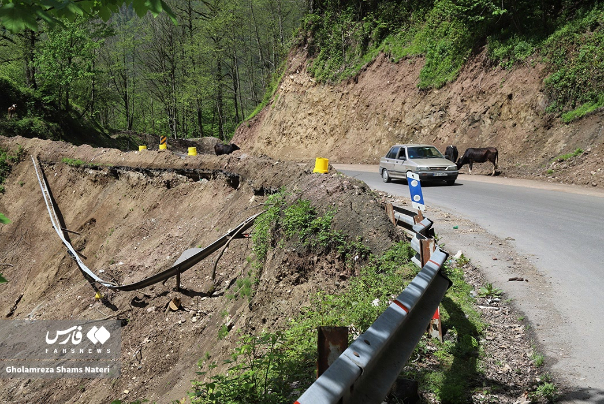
35;155;450;401
32;156;262;291
295;204;451;404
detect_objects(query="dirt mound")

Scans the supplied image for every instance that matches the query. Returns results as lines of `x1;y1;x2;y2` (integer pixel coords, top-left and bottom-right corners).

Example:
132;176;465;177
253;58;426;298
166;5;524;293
0;135;401;403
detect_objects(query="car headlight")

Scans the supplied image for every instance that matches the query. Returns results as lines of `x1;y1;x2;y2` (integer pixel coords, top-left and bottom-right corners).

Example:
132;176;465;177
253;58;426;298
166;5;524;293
446;165;457;171
416;167;429;172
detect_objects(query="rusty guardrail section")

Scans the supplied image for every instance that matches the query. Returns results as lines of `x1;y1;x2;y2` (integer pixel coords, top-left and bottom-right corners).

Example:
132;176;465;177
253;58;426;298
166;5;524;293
32;156;262;291
295;203;451;404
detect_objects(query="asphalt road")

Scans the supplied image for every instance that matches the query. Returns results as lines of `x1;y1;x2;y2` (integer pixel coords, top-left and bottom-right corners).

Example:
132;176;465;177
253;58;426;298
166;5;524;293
334;164;604;401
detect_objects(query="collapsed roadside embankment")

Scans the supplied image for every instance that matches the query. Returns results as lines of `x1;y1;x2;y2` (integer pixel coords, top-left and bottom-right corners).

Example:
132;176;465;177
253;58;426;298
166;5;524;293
0;135;401;403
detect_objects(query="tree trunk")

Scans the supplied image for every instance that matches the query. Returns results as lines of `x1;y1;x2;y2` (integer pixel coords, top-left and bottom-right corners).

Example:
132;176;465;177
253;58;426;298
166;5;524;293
23;29;38;89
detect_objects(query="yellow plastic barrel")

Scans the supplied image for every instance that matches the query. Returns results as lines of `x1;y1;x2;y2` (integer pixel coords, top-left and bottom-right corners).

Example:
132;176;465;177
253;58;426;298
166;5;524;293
159;144;167;150
139;145;147;151
313;157;329;173
188;147;197;156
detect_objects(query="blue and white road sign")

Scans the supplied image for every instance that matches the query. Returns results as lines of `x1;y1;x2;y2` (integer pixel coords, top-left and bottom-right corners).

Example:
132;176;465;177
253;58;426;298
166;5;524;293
407;172;425;211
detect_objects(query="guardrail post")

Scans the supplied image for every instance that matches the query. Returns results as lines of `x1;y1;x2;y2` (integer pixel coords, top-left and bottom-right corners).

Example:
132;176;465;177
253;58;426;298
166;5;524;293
385;203;396;225
317;326;348;377
419;238;443;342
413;209;424;224
420;238;435;268
428;307;443;342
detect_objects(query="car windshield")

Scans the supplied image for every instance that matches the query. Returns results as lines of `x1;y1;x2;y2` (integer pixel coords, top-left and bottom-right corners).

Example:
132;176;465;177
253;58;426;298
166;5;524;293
407;146;444;159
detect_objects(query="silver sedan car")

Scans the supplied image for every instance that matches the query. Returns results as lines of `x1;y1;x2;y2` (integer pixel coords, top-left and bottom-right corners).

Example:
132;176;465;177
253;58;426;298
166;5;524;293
379;144;458;185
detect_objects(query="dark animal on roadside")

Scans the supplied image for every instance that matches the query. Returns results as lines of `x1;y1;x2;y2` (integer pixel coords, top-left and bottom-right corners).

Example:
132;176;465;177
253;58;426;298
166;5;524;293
214;143;240;156
444;145;458;163
7;104;16;119
456;147;499;175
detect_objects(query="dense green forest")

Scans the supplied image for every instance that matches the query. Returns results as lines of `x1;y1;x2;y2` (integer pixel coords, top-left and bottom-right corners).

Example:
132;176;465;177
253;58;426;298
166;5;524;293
0;0;308;142
0;0;603;144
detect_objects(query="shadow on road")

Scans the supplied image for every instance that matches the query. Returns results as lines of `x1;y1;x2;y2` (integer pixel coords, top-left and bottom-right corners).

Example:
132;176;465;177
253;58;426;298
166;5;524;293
558;387;604;404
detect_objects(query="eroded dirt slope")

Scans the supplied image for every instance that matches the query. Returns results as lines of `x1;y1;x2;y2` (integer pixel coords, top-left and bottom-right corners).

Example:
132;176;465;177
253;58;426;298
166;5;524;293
233;48;604;188
0;136;400;403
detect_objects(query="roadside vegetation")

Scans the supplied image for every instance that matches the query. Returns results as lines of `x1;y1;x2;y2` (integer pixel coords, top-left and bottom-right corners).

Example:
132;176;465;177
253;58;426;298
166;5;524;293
0;0;308;142
302;0;604;122
554;148;584;162
187;191;553;403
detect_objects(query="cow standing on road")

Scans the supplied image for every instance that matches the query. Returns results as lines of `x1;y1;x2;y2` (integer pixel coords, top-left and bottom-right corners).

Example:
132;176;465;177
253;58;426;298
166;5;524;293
456;147;499;175
444;145;458;163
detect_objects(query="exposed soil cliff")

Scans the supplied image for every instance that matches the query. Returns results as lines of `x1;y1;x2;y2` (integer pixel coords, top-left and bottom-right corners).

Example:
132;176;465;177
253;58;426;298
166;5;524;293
233;48;604;188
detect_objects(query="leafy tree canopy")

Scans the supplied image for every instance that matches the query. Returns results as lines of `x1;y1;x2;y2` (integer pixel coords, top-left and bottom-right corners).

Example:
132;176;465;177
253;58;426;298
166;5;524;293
0;0;175;32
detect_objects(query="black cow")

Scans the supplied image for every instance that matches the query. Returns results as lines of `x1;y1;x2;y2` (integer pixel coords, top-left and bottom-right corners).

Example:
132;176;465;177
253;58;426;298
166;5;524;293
214;143;240;156
456;147;499;175
444;145;458;163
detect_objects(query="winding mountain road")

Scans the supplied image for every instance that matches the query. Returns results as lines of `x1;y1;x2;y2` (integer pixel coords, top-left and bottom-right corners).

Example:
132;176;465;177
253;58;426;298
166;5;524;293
335;164;604;403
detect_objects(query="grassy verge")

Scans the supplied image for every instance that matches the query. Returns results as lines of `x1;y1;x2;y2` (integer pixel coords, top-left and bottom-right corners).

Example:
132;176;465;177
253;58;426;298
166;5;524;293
189;238;417;404
403;255;486;402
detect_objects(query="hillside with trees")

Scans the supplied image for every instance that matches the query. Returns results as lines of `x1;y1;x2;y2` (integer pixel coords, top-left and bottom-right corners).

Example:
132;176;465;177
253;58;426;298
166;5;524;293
233;0;604;188
1;0;307;142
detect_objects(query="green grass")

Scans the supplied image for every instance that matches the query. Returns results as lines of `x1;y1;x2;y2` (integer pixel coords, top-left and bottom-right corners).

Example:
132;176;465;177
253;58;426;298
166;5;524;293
542;5;604;115
531;350;545;367
561;95;604;123
0;212;10;225
191;240;417;403
404;260;487;402
226;276;254;301
301;2;604;122
188;189;560;403
190;205;494;403
61;157;86;167
251;189;370;268
553;148;583;162
530;374;558;402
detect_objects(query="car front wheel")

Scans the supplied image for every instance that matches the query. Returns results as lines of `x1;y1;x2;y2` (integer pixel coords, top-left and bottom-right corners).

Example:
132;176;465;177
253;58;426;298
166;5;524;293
382;169;390;183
